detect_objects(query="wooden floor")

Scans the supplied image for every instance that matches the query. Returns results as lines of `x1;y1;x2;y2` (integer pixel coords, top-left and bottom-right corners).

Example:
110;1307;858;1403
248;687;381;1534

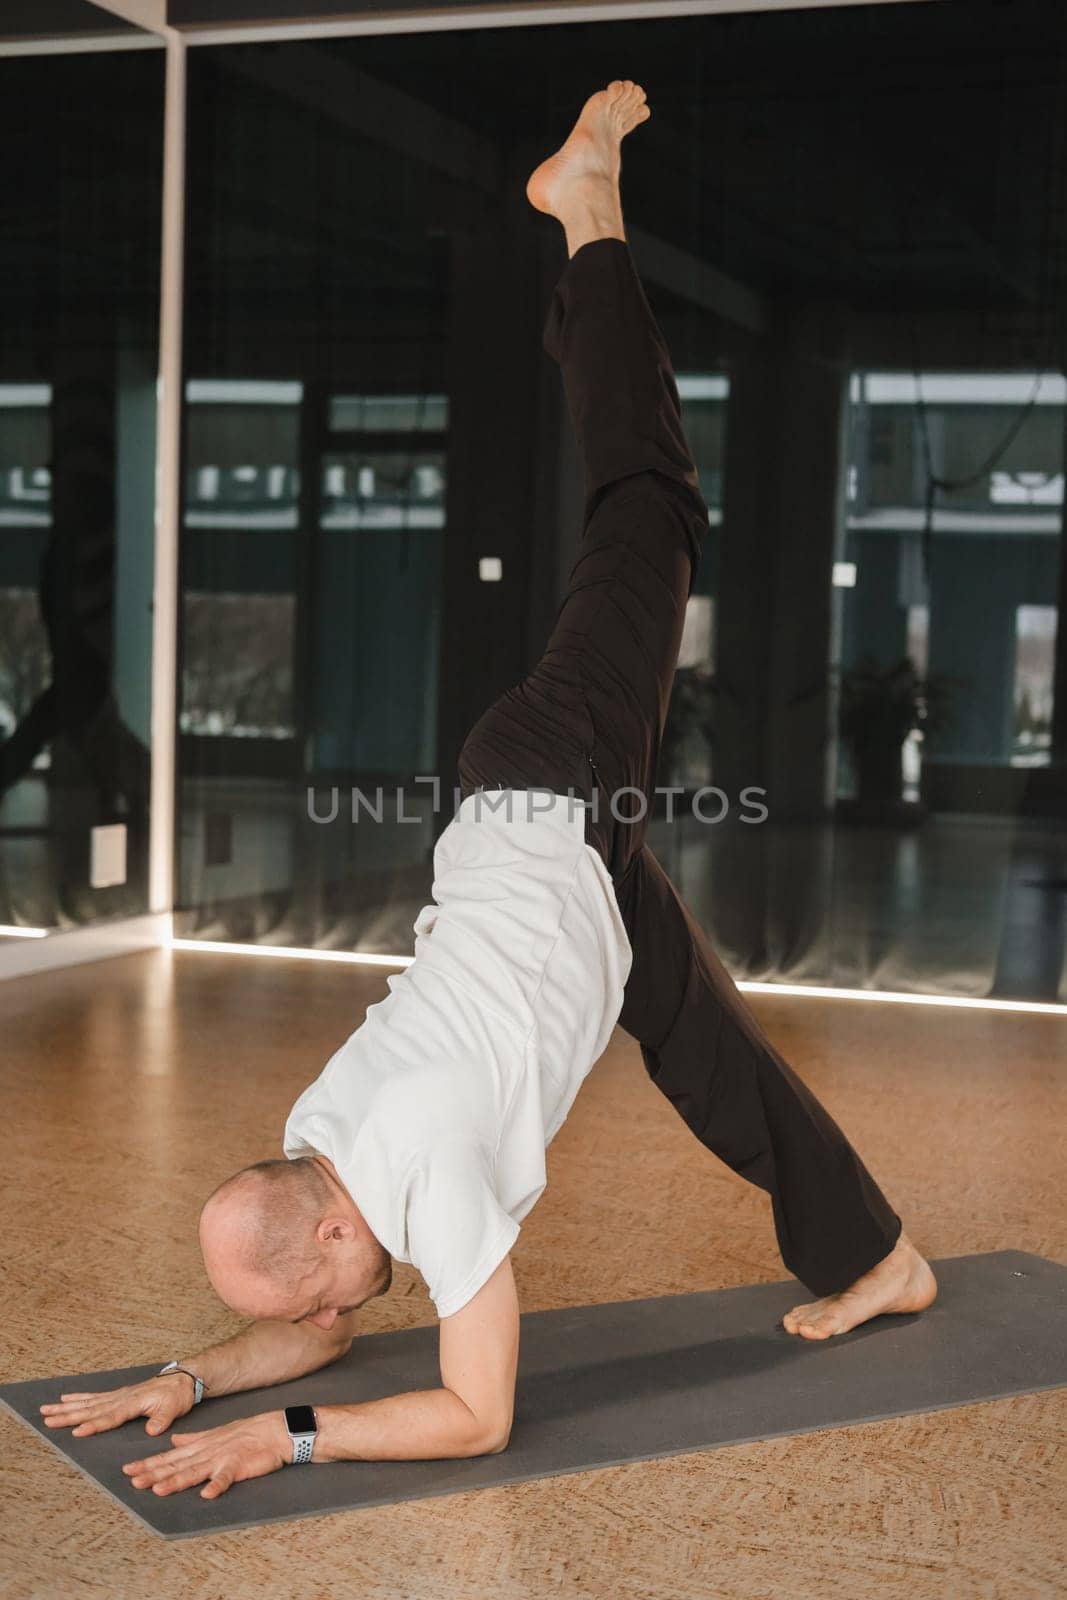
1;949;1065;1600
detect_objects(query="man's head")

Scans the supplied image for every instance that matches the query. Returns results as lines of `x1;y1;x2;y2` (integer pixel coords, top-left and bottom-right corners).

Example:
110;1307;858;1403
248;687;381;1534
198;1155;392;1329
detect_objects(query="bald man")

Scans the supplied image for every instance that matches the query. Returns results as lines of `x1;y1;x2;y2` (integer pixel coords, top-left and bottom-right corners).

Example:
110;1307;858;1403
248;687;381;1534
40;83;935;1502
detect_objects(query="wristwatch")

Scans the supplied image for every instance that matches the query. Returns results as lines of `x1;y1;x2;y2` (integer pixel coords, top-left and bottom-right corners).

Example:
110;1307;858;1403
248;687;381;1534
284;1404;318;1465
158;1360;205;1406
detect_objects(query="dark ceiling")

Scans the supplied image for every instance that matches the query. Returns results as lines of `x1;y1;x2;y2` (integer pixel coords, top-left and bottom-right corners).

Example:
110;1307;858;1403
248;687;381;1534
3;0;1067;371
319;0;1067;315
0;0;142;38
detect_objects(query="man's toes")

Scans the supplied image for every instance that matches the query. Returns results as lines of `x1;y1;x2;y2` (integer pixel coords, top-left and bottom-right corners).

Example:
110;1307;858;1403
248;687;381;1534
784;1301;841;1338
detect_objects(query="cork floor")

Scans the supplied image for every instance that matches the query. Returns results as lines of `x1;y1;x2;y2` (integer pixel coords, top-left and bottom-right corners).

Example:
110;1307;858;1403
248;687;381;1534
1;949;1065;1600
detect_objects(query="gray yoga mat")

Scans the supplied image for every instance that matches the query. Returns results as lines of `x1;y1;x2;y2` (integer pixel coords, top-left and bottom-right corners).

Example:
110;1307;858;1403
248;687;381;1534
2;1249;1064;1539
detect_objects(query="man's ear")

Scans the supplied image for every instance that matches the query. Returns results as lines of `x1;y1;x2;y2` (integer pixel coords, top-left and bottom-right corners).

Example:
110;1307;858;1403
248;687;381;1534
318;1215;357;1245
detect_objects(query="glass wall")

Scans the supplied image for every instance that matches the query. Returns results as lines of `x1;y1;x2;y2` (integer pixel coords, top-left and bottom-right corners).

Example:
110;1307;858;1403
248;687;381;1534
175;0;1067;1003
0;22;163;937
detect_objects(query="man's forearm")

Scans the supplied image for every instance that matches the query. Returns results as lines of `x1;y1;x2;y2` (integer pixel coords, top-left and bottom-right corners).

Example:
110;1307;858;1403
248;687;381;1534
180;1319;351;1399
314;1388;507;1462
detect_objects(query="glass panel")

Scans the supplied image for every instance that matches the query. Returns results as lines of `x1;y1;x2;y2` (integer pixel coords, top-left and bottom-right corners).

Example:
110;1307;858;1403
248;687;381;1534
328;392;448;434
838;369;1063;792
320;447;446;529
315;443;443;772
179;5;1067;1002
662;375;728;790
1012;605;1057;766
0;35;162;936
181;592;296;739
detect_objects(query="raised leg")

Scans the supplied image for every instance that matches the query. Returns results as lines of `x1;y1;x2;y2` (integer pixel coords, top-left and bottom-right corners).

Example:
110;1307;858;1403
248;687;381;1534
459;84;710;883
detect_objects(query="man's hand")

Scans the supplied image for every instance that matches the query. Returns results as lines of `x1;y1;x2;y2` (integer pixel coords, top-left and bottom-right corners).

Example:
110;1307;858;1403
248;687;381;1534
38;1313;358;1445
122;1412;290;1500
39;1372;196;1439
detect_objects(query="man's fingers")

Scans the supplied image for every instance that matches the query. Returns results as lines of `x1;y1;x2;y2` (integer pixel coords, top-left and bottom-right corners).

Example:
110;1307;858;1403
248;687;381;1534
41;1399;107;1417
130;1463;204;1495
126;1451;223;1497
200;1469;233;1500
41;1390;150;1432
123;1438;203;1475
156;1462;219;1497
44;1401;125;1431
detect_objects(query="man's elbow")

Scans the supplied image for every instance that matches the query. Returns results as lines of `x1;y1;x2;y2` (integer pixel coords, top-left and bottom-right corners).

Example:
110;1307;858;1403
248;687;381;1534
482;1420;511;1455
454;1399;512;1456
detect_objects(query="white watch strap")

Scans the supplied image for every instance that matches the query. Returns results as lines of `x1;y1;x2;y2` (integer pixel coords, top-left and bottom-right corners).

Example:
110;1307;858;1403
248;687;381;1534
291;1432;316;1466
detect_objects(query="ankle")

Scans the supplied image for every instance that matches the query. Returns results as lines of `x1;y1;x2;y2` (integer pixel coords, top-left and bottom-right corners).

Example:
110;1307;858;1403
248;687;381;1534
559;191;626;257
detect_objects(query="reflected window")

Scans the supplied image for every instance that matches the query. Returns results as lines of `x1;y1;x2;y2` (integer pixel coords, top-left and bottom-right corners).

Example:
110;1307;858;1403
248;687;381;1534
1012;605;1057;767
184;380;302;530
678;374;728;524
0;385;51;528
0;589;50;751
328;392;447;433
902;605;930;801
678;594;715;671
0;384;52;746
181;380;301;745
321;449;445;529
310;390;447;773
664;376;728;790
180;592;296;739
841;370;1063;777
848;371;1066;521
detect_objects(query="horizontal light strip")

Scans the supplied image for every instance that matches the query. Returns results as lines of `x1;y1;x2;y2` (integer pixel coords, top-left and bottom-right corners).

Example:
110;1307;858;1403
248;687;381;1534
677;375;729;401
185;379;303;404
736;981;1067;1017
0;34;163;57
859;373;1067;407
169;937;1066;1014
0;384;51;408
171;937;413;968
0;924;51;939
178;0;930;48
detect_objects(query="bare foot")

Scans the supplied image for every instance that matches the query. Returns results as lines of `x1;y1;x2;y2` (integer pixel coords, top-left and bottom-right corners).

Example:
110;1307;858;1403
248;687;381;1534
782;1231;938;1340
526;81;650;254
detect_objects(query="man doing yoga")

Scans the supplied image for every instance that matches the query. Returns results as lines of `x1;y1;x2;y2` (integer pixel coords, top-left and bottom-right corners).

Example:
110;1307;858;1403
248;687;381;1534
41;82;937;1500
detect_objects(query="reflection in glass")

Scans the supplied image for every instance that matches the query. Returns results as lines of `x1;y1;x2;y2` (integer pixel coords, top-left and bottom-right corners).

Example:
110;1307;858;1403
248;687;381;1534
320;449;446;529
313;389;447;772
0;388;53;775
181;593;296;739
0;45;162;933
1012;605;1057;766
661;377;727;791
175;6;1067;1004
328;392;448;434
840;369;1063;794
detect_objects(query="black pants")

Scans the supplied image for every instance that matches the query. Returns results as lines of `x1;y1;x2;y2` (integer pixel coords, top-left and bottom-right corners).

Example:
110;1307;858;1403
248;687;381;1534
458;238;902;1298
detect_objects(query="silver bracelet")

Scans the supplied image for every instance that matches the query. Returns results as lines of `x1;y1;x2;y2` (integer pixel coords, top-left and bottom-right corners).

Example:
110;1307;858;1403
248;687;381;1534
159;1360;205;1406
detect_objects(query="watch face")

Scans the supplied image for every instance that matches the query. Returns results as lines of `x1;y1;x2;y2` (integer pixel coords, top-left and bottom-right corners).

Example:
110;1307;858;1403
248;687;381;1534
285;1404;317;1435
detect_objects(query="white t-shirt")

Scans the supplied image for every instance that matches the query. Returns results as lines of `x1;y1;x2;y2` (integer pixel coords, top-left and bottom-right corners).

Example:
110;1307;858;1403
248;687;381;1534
283;789;632;1318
